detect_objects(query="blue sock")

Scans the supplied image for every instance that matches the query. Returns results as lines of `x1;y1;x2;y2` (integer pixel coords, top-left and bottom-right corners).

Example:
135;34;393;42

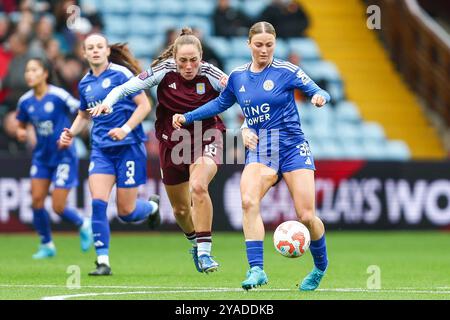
245;240;264;269
92;199;110;257
310;234;328;272
118;199;156;223
32;208;52;244
59;207;83;227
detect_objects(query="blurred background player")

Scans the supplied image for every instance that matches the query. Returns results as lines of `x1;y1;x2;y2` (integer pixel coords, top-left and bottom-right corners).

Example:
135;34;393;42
16;57;92;259
89;28;228;274
173;22;330;291
59;33;160;276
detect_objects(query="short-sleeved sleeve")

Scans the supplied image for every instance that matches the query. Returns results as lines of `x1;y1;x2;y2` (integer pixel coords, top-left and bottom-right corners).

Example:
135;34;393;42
16;98;29;123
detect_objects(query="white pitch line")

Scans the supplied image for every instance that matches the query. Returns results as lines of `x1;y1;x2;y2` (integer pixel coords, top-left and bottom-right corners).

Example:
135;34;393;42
1;284;450;300
41;287;450;300
42;289;244;300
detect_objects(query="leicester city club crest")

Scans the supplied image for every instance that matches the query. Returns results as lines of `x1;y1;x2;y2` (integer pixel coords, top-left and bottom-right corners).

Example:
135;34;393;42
196;83;205;95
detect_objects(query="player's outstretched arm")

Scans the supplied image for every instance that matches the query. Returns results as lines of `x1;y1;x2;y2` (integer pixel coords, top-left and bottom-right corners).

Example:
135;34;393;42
89;71;158;117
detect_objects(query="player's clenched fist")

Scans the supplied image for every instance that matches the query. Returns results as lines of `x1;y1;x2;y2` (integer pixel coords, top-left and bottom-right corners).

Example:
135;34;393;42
59;128;73;148
172;114;186;130
311;94;327;108
242;128;259;151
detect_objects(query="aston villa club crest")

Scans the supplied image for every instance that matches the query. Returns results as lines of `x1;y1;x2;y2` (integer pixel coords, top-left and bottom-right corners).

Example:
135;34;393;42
139;69;153;80
196;83;205;94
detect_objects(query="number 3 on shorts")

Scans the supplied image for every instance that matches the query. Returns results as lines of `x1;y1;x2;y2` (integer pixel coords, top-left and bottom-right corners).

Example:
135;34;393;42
124;161;136;185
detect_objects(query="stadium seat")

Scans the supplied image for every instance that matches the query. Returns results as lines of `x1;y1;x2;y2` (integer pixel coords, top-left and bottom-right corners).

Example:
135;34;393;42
334;101;361;124
309;104;334;127
230;37;252;59
184;0;216;17
288;38;321;61
98;0;130;15
310;121;335;141
205;37;232;60
361;122;386;144
341;140;366;159
239;0;271;19
301;60;341;82
225;58;249;74
130;0;157;15
128;14;157;37
385;140;411;160
103;14;129;37
153;16;180;34
316;139;345;159
274;39;289;60
155;0;184;16
80;0;101;10
127;36;159;59
335;123;362;144
181;16;212;36
361;140;387;160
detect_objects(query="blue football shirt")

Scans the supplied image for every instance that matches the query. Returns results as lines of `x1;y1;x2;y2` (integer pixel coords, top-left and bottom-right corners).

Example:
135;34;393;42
78;63;147;149
184;59;331;146
16;85;79;166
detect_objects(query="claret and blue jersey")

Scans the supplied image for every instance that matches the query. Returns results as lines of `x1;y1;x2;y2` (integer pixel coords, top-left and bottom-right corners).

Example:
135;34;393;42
78;63;147;149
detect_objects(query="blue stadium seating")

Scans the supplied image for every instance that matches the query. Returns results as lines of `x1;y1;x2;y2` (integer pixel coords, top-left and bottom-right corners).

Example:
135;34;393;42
205;37;232;60
334;101;361;124
103;14;128;37
155;0;184;16
239;0;271;19
184;0;216;17
385;140;411;160
99;0;130;15
130;0;158;15
181;16;212;36
288;38;321;61
128;14;157;37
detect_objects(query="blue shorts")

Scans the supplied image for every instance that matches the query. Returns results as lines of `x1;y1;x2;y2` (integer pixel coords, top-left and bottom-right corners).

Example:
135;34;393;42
89;143;147;188
30;158;79;189
245;140;315;183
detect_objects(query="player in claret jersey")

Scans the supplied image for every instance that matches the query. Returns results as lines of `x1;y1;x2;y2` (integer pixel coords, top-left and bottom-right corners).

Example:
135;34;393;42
59;34;160;276
90;28;228;274
173;22;331;291
16;58;93;259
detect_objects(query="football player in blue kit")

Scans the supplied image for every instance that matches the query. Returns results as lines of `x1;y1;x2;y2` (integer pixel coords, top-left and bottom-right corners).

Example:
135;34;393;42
16;58;93;259
59;34;160;276
173;22;330;291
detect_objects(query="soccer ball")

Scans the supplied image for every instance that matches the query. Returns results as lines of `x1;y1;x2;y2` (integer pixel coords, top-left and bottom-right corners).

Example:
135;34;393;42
273;221;311;258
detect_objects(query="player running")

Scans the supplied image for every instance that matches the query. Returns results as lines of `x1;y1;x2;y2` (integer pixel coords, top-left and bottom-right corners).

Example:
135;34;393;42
89;28;227;274
16;57;93;259
173;22;330;291
59;34;160;276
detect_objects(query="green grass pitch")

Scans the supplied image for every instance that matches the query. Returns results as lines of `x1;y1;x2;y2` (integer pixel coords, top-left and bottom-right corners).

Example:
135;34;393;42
0;231;449;300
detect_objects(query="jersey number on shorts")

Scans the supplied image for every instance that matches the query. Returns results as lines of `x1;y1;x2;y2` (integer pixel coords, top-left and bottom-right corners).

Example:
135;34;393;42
55;164;70;187
124;161;136;186
298;142;311;156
